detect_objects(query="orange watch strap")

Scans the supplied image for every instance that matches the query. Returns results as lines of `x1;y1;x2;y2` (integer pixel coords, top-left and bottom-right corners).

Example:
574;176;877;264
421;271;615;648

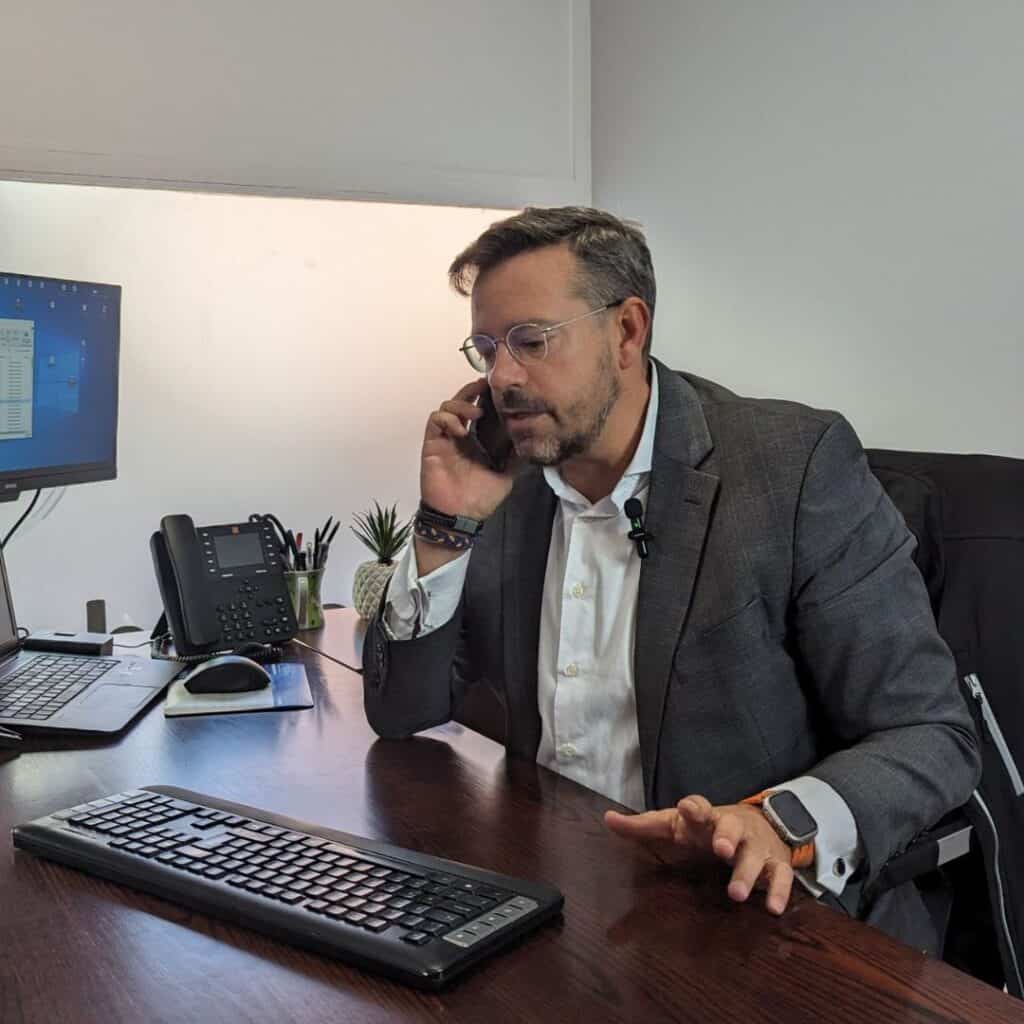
741;790;815;869
790;842;815;869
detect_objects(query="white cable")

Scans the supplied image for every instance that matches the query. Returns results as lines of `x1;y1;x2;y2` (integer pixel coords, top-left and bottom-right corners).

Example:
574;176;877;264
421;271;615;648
36;486;66;522
25;487;57;526
12;486;66;541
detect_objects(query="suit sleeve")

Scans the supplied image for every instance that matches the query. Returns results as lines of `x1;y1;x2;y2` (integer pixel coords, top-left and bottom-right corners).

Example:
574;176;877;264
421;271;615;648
362;552;478;741
791;416;981;884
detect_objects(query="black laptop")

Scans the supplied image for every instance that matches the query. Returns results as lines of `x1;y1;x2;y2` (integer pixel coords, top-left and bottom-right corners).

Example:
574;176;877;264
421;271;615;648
0;547;180;733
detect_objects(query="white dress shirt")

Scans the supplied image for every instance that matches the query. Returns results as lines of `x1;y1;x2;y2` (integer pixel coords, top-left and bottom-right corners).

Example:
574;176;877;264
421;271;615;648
384;371;861;895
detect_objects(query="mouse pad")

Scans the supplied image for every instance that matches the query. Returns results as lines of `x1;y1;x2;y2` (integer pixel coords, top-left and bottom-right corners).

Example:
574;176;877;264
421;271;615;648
164;662;313;718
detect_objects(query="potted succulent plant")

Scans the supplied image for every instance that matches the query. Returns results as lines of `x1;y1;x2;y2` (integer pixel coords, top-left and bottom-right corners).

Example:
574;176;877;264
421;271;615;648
351;502;413;619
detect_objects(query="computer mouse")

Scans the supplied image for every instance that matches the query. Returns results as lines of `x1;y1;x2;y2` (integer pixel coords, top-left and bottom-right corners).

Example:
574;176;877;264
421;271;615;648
181;654;271;695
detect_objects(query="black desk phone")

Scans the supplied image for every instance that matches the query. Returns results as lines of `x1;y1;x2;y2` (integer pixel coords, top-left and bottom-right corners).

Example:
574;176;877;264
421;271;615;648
151;514;298;657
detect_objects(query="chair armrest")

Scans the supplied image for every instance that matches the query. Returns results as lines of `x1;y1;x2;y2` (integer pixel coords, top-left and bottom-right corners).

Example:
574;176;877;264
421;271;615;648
869;811;973;896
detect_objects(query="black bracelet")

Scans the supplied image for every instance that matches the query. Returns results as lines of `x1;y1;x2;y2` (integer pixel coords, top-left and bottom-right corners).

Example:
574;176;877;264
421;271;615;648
416;501;485;538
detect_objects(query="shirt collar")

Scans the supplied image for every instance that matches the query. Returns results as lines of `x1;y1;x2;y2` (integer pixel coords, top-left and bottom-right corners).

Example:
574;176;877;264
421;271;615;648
543;364;659;513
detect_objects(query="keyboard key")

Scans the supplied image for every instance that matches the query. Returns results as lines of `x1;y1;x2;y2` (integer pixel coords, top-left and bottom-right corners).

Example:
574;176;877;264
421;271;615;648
424;909;461;926
176;846;212;860
440;900;475;916
460;894;496;910
195;834;233;851
231;827;273;844
402;931;431;945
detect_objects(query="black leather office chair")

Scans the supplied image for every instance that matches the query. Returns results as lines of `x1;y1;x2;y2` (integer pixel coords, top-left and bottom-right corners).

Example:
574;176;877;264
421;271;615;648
867;449;1024;996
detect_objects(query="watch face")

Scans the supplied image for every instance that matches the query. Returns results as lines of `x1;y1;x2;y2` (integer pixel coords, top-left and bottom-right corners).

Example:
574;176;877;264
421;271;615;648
767;791;817;841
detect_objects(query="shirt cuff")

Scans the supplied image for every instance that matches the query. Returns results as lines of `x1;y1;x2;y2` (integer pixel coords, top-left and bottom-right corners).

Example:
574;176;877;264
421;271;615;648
774;775;863;897
382;543;470;640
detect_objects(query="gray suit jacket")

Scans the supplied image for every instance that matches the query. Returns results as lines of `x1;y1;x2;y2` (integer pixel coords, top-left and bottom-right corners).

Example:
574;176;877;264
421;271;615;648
364;361;981;940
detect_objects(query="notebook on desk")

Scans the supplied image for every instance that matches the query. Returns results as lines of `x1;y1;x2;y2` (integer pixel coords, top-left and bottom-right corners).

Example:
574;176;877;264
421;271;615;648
0;546;180;734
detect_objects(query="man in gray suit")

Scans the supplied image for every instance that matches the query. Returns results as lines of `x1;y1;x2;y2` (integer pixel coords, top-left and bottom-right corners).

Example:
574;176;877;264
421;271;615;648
363;207;980;948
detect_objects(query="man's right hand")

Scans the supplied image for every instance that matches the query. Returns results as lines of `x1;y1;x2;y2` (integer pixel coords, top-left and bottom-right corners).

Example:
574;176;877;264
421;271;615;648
415;379;517;575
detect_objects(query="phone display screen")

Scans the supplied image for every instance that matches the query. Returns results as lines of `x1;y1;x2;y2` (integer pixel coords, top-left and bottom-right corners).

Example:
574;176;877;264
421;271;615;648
213;532;264;569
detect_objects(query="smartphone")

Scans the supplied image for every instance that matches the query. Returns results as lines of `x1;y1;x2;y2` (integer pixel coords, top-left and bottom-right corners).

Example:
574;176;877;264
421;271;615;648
468;387;515;472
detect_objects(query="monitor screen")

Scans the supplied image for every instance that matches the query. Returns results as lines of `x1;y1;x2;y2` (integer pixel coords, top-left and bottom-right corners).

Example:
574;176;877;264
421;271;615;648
0;272;119;500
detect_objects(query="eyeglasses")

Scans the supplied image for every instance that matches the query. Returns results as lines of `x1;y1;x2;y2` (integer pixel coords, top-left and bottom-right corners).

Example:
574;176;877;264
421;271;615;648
459;299;625;373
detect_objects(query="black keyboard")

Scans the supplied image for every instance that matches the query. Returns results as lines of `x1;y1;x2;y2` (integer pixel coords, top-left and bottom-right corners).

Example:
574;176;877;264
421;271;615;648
12;785;563;989
0;654;117;720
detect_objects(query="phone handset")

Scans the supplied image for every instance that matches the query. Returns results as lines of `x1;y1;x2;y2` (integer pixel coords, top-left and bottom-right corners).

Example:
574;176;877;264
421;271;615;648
466;386;515;473
151;514;221;654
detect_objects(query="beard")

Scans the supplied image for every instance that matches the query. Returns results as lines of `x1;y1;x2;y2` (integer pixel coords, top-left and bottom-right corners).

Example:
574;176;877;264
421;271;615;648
498;346;621;467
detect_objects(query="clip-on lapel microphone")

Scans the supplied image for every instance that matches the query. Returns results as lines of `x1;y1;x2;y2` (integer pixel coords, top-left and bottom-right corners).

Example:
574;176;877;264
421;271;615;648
624;498;652;559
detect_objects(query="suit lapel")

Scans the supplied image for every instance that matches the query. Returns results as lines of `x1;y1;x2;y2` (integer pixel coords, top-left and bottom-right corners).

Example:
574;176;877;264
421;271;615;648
634;363;720;807
500;469;555;759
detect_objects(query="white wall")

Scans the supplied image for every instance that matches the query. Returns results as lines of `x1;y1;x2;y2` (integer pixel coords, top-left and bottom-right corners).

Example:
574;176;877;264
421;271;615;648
0;181;505;632
0;0;590;210
591;2;1024;456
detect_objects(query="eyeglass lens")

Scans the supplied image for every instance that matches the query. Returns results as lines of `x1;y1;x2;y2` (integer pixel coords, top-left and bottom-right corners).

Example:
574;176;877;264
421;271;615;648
466;325;548;370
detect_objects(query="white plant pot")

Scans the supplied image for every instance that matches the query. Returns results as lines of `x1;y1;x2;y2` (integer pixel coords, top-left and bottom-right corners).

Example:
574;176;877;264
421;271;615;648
352;560;397;620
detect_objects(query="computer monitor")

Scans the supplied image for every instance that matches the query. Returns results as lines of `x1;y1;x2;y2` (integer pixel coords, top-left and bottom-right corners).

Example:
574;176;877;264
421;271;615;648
0;272;120;501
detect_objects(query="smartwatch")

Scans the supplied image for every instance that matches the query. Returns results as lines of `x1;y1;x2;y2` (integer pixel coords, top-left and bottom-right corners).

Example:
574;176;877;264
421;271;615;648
741;789;817;869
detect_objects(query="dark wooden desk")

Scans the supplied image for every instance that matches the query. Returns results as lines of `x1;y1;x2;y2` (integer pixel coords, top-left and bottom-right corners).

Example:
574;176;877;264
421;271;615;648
2;611;1021;1023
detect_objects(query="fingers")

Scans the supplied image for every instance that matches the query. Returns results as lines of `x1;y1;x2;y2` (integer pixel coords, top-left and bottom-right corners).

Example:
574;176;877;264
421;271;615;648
452;378;489;402
440;398;483;422
677;795;713;822
604;808;677;843
424;387;488;442
709;811;746;863
763;859;795;916
672;795;714;848
611;797;796;916
726;843;794;915
727;842;767;903
425;409;471;441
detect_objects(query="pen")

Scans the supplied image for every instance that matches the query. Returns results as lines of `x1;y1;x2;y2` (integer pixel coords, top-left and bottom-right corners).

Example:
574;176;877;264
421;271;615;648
284;529;300;566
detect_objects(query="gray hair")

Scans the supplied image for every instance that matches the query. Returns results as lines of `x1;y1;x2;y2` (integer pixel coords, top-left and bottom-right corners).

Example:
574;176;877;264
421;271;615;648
448;206;657;357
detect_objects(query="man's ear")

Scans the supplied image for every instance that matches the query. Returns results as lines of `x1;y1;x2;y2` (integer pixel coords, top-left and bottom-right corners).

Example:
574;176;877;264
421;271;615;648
615;297;651;372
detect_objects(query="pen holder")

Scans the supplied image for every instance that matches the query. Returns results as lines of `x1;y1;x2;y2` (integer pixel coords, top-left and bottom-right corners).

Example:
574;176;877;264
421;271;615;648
284;569;325;631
